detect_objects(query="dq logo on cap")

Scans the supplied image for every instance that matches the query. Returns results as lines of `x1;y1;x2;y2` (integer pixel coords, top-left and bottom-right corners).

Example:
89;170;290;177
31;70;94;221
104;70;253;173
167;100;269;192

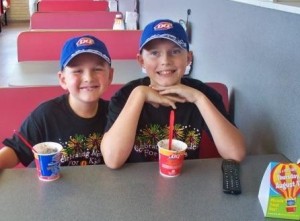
76;37;95;47
154;22;173;31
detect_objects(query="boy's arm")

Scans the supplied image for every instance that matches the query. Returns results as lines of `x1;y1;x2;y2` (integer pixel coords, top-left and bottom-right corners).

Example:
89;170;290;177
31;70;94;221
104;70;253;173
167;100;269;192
194;95;246;162
101;87;147;169
101;86;179;169
156;84;246;162
0;146;20;169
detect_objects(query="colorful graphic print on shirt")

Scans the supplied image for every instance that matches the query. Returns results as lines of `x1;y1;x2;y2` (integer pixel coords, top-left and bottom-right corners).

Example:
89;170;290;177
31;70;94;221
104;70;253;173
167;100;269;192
134;123;201;161
59;132;103;166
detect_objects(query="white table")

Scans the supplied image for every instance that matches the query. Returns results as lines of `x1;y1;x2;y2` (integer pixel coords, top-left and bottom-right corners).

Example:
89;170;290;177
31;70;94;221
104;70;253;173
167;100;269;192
8;60;144;87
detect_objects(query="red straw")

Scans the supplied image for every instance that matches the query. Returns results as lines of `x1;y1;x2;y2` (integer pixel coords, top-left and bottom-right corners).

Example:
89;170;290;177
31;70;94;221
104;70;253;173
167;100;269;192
14;130;37;153
168;110;175;150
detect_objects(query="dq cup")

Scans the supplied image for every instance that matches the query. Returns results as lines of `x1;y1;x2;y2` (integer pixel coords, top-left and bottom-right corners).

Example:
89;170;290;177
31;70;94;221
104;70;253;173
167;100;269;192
33;142;63;181
158;139;187;177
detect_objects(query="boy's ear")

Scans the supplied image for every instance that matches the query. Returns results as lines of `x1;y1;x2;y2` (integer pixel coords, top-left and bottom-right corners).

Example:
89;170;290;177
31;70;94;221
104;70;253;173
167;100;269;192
136;53;144;67
108;68;114;85
187;51;193;64
57;71;68;90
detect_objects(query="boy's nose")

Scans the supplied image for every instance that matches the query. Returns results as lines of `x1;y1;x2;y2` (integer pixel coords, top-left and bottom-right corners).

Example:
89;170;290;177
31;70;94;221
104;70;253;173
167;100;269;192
160;52;171;64
83;70;94;81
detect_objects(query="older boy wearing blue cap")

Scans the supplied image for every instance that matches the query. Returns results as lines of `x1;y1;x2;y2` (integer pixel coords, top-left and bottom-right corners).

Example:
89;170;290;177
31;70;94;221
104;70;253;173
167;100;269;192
101;19;246;169
0;35;113;168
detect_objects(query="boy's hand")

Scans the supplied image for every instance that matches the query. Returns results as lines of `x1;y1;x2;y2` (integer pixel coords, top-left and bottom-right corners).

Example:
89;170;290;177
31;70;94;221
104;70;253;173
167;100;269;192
136;86;185;109
151;84;202;104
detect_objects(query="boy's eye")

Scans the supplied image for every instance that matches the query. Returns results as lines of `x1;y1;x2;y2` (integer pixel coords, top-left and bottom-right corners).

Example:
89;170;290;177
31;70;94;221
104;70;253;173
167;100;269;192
147;48;183;57
171;48;182;55
72;69;83;74
94;67;105;72
149;50;160;56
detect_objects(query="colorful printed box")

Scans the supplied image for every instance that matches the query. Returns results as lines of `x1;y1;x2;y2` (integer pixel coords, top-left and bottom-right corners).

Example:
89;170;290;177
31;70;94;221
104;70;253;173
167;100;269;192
258;162;300;220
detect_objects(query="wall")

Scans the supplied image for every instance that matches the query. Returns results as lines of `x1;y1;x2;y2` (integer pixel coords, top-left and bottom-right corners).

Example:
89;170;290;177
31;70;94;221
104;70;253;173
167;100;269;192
139;0;300;162
7;0;29;21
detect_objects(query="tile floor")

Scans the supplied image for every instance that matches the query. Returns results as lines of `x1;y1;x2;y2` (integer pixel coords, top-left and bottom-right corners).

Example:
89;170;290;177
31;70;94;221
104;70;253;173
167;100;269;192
0;21;29;87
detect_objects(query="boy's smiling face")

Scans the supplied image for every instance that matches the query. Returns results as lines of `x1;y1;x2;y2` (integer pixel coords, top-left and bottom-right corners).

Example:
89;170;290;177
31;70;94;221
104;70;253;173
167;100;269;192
58;53;113;108
138;39;192;87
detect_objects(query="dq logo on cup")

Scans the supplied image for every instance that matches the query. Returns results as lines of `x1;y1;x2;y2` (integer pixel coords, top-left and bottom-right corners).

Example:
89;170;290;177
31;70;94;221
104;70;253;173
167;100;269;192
158;139;187;177
33;142;63;181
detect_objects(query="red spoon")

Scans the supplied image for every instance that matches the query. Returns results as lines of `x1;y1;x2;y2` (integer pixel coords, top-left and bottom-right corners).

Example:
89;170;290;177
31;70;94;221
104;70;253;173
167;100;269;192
168;110;175;150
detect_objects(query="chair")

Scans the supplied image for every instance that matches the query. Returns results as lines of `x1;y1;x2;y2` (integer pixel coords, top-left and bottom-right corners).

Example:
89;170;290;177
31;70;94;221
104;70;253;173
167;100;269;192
30;11;119;29
37;0;108;12
17;30;142;61
0;84;123;168
200;82;229;158
0;82;229;167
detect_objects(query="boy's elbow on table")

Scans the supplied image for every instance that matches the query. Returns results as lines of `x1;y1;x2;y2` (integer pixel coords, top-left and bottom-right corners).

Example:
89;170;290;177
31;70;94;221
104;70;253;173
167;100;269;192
0;147;20;169
103;157;124;170
101;147;125;169
224;146;246;163
232;151;246;162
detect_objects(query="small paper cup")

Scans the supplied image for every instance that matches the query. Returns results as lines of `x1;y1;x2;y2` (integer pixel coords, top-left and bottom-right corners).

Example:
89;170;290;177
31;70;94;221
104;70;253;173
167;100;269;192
158;139;187;177
33;142;63;181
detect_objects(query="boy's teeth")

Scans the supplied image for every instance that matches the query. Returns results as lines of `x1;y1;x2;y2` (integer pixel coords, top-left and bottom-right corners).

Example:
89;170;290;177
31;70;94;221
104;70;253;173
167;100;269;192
160;71;171;75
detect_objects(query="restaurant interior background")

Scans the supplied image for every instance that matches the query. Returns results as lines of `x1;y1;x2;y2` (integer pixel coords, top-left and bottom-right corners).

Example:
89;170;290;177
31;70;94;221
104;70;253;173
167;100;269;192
4;0;300;162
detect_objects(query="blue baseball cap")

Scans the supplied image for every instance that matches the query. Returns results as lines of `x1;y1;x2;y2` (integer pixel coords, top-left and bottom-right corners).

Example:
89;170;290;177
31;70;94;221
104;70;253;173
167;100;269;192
60;35;111;70
139;19;189;51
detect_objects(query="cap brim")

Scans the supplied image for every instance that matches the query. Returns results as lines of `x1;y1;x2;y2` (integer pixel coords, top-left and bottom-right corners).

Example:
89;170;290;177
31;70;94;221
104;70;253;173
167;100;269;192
139;35;187;51
63;49;111;69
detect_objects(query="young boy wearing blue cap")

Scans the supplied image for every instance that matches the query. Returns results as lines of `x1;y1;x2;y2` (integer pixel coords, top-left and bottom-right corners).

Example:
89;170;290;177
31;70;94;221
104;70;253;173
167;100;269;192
101;19;246;169
0;35;113;168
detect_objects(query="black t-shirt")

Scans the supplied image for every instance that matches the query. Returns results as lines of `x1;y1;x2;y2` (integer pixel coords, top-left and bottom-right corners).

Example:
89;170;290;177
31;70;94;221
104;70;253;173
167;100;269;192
105;77;230;163
3;94;108;167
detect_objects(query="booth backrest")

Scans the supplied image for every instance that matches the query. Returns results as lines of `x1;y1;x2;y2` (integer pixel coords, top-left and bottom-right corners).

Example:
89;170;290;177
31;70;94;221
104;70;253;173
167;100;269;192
37;0;108;12
0;82;228;167
207;82;229;112
17;30;142;61
39;0;97;1
199;82;229;159
30;11;120;29
0;85;123;146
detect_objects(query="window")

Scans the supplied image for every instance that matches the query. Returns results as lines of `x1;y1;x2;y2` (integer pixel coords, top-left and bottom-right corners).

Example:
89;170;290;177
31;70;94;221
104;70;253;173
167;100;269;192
231;0;300;14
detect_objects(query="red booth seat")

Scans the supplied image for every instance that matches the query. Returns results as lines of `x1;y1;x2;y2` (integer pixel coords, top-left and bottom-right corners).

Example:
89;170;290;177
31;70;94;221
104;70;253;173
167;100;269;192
17;30;142;61
0;84;123;154
37;0;108;12
39;0;96;1
0;83;229;168
30;11;120;29
199;82;230;159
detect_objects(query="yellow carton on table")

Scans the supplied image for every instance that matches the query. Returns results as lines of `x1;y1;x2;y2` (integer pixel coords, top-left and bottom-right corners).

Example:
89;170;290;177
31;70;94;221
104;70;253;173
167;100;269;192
258;162;300;220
